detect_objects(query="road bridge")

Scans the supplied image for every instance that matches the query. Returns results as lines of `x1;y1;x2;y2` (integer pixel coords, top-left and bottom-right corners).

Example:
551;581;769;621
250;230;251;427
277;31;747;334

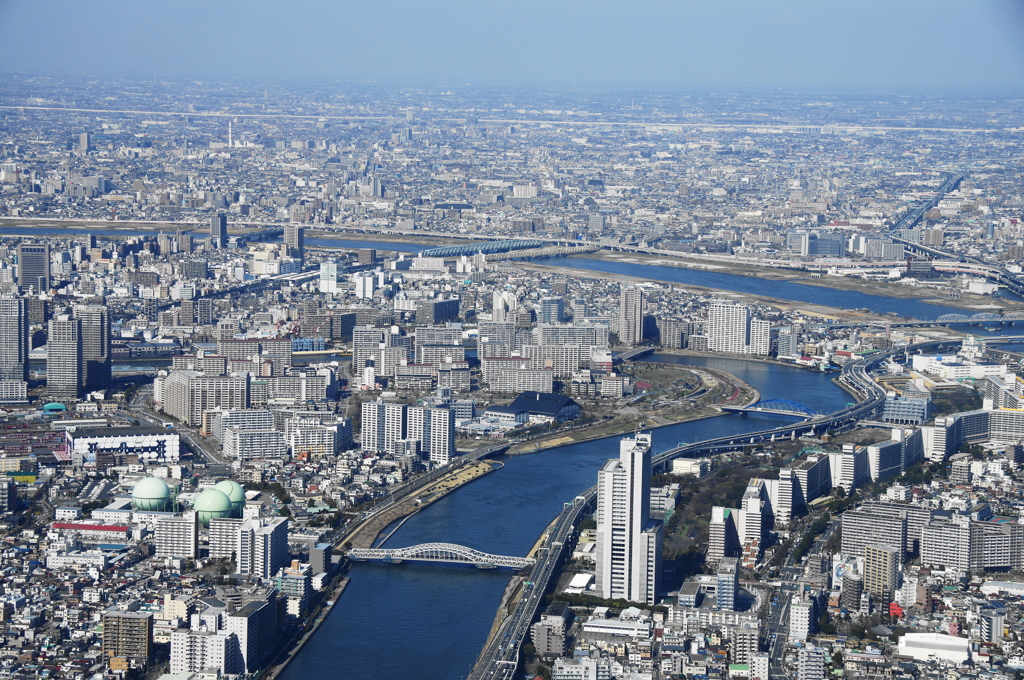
467;338;963;680
616;347;656;363
720;399;818;418
348;543;534;569
419;239;545;258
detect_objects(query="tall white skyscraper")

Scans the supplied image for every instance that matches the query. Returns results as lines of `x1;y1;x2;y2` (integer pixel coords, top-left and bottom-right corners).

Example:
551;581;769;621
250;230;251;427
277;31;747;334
595;433;662;605
318;261;339;295
707;303;769;355
618;286;645;345
352;272;377;299
492;290;518;324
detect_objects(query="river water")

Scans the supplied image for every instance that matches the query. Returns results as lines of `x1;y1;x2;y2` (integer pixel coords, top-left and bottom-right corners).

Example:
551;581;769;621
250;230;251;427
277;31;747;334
531;256;968;320
0;226;990;321
279;356;849;680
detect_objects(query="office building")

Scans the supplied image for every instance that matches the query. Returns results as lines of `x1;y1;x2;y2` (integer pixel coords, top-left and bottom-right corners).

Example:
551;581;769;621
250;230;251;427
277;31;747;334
284;225;305;260
538;297;564;324
882;391;932;425
211;214;228;248
416;298;460;325
309;542;332;575
47;314;81;400
595;433;662;605
76;304;111;391
0;297;28;381
618;286;645;345
17;243;49;293
789;597;815;642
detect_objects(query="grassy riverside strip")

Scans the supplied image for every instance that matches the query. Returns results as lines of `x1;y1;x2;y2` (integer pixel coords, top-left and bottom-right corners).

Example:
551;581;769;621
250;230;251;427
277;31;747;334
262;460;497;680
507;363;760;455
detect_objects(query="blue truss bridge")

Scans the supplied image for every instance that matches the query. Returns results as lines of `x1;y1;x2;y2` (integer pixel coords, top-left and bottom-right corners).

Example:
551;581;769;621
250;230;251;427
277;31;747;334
719;399;819;418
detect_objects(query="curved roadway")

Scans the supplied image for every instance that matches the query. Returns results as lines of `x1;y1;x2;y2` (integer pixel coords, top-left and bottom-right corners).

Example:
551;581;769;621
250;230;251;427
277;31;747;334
466;337;961;680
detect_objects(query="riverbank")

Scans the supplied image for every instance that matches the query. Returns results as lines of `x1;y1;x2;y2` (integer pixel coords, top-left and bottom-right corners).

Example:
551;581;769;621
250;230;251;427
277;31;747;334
264;460;499;680
518;260;900;326
344;460;496;550
261;577;351;680
306;229;485;249
564;249;1024;314
505;363;759;454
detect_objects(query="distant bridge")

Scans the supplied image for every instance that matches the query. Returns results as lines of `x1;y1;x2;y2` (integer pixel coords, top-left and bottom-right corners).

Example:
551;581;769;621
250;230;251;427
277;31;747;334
615;347;656;363
347;542;534;569
720;399;818;417
935;312;1024;323
418;239;545;258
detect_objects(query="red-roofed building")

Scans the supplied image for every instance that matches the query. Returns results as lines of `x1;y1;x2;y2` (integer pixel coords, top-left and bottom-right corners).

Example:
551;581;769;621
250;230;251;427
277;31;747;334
51;522;131;543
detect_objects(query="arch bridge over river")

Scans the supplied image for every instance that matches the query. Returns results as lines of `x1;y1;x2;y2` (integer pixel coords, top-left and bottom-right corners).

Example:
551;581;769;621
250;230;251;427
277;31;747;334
347;542;535;570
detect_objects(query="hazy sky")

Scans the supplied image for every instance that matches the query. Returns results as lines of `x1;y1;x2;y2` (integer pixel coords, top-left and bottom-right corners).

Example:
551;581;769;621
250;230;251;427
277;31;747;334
2;0;1024;91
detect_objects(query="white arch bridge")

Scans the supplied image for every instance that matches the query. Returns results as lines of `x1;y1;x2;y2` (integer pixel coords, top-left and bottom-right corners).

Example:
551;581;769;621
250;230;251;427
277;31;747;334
347;542;535;570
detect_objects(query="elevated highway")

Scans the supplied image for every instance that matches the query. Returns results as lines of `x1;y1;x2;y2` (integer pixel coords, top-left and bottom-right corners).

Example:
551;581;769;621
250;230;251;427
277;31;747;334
887;173;963;233
467;338;962;679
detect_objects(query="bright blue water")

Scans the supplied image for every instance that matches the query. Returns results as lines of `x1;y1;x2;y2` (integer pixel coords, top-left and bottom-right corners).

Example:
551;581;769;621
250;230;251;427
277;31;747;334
280;357;848;680
0;225;990;320
533;256;966;320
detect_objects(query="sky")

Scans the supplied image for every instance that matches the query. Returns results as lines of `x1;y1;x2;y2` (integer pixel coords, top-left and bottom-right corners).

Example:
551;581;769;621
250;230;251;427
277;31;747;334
1;0;1024;91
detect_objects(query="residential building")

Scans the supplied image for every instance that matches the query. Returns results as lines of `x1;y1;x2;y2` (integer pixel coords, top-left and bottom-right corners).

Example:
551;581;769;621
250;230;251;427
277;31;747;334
595;433;662;605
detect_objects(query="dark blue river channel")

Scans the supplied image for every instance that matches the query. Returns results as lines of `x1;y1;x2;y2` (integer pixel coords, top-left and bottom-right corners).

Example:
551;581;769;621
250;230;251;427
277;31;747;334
279;356;849;680
532;256;968;320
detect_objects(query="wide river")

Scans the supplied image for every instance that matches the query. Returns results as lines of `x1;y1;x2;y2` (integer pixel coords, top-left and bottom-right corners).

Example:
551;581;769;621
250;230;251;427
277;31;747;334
279;355;851;680
4;228;1013;675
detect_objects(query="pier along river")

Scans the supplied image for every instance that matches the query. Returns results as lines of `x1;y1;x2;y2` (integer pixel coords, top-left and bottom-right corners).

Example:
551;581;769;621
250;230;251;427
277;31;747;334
279;356;852;680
